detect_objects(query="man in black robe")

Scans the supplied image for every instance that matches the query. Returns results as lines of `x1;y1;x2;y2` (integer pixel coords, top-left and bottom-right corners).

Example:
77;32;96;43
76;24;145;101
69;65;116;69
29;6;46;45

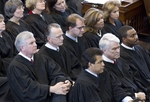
7;31;73;102
69;48;134;102
119;25;150;94
99;33;146;101
63;14;89;62
39;23;81;81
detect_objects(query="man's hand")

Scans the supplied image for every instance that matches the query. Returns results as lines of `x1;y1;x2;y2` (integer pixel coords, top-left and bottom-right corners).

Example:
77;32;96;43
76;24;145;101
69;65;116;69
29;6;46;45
50;80;71;95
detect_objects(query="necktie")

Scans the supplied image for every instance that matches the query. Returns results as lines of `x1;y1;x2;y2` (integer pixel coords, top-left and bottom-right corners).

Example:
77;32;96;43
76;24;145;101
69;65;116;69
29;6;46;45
114;60;117;65
30;59;34;63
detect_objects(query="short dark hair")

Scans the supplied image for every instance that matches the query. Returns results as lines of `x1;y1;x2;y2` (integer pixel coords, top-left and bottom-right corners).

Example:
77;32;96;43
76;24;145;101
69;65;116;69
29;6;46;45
46;0;58;10
82;48;103;69
118;25;134;38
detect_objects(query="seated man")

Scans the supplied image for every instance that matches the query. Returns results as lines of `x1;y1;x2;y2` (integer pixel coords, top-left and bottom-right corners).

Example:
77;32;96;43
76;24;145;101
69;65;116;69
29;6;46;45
119;25;150;93
39;23;81;81
63;13;89;62
69;48;134;102
99;33;146;101
7;31;73;102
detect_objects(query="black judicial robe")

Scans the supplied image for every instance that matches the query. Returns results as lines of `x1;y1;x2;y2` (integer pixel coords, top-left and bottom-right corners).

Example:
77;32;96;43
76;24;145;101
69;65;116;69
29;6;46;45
83;29;106;48
63;35;89;61
0;77;13;102
50;7;79;33
38;45;81;80
0;31;15;76
104;58;142;95
7;53;71;102
5;19;33;42
24;12;56;48
103;20;123;40
120;45;150;91
69;69;132;102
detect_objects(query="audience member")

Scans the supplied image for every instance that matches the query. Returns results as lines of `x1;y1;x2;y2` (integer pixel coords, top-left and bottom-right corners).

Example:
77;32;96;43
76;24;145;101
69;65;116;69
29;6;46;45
66;0;84;15
46;0;80;32
102;0;124;40
99;33;146;101
83;8;106;48
0;14;14;75
69;48;134;102
25;0;56;48
4;0;33;43
39;23;81;81
0;14;13;102
7;31;73;102
63;14;89;62
119;25;150;94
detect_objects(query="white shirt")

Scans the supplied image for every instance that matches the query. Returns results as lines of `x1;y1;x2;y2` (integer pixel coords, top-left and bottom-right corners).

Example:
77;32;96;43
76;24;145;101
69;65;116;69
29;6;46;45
65;31;78;42
45;43;59;51
121;43;134;50
19;52;34;61
85;69;98;77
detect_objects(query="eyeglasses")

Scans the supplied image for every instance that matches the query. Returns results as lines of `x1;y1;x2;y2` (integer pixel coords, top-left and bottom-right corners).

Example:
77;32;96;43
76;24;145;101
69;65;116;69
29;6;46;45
17;5;25;10
75;26;86;30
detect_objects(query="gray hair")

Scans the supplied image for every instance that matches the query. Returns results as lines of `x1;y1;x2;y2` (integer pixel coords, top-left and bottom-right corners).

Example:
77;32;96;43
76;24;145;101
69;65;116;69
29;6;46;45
99;33;120;50
47;23;61;37
0;14;4;19
15;31;34;52
4;0;23;18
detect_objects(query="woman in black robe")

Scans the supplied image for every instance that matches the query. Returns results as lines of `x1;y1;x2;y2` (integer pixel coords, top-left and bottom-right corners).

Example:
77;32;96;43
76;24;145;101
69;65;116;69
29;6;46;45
25;0;56;48
46;0;80;33
83;8;106;48
4;0;33;43
0;14;14;102
102;0;124;40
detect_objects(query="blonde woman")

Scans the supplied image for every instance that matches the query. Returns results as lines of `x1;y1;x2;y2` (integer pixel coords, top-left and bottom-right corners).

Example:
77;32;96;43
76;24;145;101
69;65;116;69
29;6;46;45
102;0;124;40
25;0;56;48
83;8;106;48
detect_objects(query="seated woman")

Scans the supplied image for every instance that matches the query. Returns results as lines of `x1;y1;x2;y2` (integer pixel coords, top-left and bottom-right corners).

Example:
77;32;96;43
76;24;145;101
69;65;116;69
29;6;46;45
83;8;106;48
102;0;124;40
0;14;14;76
46;0;80;33
0;14;13;102
25;0;56;48
4;0;33;43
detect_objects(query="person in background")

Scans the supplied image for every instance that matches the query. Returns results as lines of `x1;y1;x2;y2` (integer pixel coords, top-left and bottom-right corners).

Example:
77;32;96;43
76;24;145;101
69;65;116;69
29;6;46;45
39;23;81;81
63;13;89;62
102;0;124;40
0;14;14;75
25;0;56;48
83;8;106;48
0;13;13;102
99;33;146;101
69;48;134;102
7;31;73;102
46;0;80;33
4;0;33;44
119;25;150;96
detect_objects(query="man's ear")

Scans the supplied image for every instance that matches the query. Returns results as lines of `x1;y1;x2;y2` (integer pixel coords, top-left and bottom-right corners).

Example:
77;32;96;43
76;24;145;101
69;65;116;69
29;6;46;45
88;62;93;68
102;48;106;53
20;46;24;51
122;37;126;43
47;36;52;43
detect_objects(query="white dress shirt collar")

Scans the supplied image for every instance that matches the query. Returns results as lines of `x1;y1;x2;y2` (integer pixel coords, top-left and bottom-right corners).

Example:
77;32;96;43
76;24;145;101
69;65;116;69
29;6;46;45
85;69;98;77
45;43;59;51
102;55;114;64
19;52;34;61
